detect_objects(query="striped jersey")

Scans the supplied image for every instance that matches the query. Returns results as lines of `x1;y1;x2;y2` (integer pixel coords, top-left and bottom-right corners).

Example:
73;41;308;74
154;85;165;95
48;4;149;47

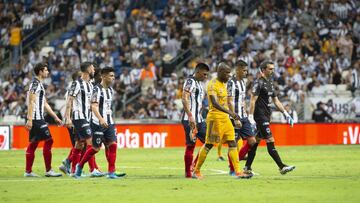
227;78;247;119
68;79;93;121
27;78;46;120
91;84;114;125
182;77;205;123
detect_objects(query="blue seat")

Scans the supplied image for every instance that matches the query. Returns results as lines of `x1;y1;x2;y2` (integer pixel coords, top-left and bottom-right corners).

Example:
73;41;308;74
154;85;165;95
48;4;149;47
111;51;120;59
60;32;74;40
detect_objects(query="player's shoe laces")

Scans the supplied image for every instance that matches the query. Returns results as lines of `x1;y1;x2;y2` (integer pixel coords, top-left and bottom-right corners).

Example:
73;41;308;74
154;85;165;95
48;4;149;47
90;169;105;177
74;164;83;178
280;165;295;175
107;172;120;179
45;169;62;177
217;156;226;161
236;171;253;179
192;171;203;179
24;172;40;177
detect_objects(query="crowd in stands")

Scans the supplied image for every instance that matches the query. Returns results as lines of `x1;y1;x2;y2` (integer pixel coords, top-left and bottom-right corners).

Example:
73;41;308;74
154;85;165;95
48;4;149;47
1;0;360;123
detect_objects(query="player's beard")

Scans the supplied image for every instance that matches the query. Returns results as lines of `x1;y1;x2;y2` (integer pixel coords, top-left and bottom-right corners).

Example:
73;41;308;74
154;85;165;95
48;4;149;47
89;72;94;79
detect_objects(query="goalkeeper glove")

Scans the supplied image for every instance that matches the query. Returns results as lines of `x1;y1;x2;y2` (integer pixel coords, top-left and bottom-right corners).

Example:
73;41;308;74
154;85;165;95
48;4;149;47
283;111;294;127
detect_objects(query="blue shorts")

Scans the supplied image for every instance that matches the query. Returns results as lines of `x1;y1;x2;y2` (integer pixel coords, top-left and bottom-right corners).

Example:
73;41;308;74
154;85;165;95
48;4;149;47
232;118;256;141
91;123;117;148
29;120;51;142
73;119;92;141
182;121;206;145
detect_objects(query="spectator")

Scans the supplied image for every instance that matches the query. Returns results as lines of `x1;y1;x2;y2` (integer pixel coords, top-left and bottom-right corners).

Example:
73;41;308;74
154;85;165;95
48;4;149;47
312;102;333;122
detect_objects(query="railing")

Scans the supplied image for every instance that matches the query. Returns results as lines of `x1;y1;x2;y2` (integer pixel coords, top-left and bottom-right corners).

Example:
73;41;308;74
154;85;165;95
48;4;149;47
0;16;55;69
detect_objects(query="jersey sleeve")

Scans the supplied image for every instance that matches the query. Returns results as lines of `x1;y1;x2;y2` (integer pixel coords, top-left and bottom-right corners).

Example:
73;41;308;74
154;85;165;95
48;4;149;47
207;80;217;96
29;80;39;94
252;80;262;96
91;86;101;103
183;78;195;93
68;81;80;97
227;80;235;97
271;84;278;98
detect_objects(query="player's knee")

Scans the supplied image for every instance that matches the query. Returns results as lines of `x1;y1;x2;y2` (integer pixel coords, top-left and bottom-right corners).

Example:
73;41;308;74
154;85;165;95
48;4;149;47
227;140;237;148
266;137;275;143
93;147;101;152
247;137;256;146
75;142;84;149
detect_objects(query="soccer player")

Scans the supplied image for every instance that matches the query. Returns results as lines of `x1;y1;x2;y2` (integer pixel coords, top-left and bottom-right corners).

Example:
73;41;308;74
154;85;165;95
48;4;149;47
227;60;257;176
182;62;209;178
64;62;102;176
192;62;252;179
75;67;122;179
246;61;295;175
24;63;62;177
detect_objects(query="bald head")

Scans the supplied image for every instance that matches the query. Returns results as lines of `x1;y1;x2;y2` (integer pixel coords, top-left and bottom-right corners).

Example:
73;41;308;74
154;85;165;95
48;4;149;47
217;62;231;82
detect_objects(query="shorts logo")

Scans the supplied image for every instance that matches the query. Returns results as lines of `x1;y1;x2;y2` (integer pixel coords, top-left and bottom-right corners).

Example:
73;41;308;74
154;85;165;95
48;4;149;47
86;129;91;135
45;130;50;136
96;138;101;144
266;127;270;134
82;124;90;128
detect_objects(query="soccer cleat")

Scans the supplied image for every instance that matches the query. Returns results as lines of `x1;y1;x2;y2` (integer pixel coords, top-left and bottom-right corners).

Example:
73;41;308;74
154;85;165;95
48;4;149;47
74;164;83;178
192;171;203;179
107;172;120;179
90;169;105;177
24;172;40;177
62;159;71;174
217;156;225;161
235;171;253;179
243;166;255;176
280;165;295;175
229;171;236;176
45;169;62;177
59;164;69;175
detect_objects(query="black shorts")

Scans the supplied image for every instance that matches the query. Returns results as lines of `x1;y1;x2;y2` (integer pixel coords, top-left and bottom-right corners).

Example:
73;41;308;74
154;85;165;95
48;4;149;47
29;120;51;142
182;121;206;145
232;118;256;141
255;120;272;139
91;123;117;148
73;119;92;141
67;127;76;147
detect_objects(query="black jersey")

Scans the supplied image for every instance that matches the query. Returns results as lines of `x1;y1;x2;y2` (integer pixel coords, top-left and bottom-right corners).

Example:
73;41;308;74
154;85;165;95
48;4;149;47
252;77;277;121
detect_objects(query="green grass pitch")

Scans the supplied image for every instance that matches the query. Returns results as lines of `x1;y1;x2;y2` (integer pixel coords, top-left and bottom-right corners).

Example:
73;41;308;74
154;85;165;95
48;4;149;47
0;145;360;203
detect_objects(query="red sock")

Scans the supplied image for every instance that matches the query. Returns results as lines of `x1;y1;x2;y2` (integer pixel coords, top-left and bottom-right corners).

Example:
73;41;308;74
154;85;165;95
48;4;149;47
67;148;74;161
84;145;96;172
25;142;39;173
184;145;195;177
79;147;98;168
94;157;99;170
80;147;86;160
43;138;53;172
105;147;110;162
228;152;235;172
108;143;117;173
71;148;82;173
239;142;251;160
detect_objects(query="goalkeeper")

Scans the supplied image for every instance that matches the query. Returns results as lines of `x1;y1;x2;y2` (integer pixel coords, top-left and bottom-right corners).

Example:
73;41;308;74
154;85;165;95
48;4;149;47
246;61;295;175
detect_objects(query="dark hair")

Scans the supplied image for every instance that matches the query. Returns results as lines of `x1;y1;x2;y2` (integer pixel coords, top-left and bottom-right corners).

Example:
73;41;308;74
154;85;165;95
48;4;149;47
259;61;274;71
80;62;93;72
195;62;210;71
34;63;47;75
236;59;248;67
71;71;80;81
101;67;115;75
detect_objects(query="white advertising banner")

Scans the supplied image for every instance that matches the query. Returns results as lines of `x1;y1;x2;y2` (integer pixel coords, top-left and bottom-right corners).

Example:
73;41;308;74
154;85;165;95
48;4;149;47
0;126;10;150
308;97;355;120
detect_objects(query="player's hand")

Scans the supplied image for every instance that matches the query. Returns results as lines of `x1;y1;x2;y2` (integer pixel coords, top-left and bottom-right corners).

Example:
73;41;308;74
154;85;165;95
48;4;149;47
230;112;240;120
283;111;294;128
190;126;198;142
189;115;196;130
100;118;109;128
248;114;256;125
25;119;33;131
55;117;62;126
65;118;73;128
234;119;242;128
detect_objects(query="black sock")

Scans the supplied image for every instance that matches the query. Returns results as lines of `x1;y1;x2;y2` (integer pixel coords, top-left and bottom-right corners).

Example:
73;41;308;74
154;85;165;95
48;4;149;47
266;142;285;169
245;142;258;170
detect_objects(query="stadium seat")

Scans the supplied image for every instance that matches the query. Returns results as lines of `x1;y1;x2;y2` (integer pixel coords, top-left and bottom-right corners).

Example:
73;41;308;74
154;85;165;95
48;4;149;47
336;84;348;92
63;39;73;48
50;39;64;48
40;46;55;57
85;25;96;32
60;32;74;41
111;51;120;59
324;84;336;94
87;31;96;40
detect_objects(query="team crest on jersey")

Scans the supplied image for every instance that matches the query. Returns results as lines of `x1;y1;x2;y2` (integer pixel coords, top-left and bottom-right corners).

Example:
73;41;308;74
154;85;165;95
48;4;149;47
184;79;193;92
